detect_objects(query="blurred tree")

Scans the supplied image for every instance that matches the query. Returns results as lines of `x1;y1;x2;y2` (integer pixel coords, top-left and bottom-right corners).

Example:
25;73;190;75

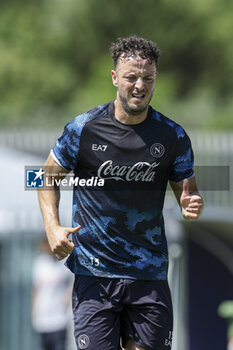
0;0;232;129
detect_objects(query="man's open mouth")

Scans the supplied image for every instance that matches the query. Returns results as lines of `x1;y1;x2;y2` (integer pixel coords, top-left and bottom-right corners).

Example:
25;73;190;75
132;93;145;100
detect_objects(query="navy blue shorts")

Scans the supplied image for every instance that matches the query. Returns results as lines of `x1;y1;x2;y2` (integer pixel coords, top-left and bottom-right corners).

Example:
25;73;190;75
72;275;173;350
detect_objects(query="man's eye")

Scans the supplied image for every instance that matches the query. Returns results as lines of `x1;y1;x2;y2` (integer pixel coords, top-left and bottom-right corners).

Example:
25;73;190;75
126;77;136;82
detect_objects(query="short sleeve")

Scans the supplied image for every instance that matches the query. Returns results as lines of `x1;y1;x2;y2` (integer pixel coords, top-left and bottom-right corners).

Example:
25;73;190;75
169;126;194;182
52;118;82;171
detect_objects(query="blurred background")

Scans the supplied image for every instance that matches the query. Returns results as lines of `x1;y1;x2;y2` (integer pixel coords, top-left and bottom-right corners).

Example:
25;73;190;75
0;0;232;349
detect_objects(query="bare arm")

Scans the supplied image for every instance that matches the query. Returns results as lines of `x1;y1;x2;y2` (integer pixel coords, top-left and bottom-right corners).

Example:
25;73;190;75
38;154;81;260
170;176;204;220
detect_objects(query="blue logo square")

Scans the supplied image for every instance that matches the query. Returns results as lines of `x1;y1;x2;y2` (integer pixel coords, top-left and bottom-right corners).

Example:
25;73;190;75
26;169;45;188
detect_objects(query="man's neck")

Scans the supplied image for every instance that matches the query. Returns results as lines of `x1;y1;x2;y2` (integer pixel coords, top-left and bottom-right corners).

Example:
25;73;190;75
113;100;148;125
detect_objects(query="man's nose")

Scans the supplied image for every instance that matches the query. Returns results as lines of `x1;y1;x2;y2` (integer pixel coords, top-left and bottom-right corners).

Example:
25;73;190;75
134;77;144;90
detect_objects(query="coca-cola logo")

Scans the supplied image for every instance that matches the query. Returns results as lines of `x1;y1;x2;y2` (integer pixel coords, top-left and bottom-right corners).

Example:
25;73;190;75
97;160;160;182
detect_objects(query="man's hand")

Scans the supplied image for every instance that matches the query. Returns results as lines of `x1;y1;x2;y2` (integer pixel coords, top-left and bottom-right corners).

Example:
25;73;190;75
47;225;81;260
180;179;204;220
37;155;81;260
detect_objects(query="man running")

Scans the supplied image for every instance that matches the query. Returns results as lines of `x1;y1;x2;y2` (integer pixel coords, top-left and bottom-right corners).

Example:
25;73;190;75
38;35;204;350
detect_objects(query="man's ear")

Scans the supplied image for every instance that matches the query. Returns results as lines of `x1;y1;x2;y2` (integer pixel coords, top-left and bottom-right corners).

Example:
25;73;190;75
111;70;118;87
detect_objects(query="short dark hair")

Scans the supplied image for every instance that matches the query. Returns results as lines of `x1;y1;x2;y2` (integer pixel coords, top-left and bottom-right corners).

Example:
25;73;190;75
110;35;160;67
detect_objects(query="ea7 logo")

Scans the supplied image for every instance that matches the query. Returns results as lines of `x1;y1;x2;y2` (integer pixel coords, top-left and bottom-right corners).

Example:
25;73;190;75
164;331;173;347
92;144;108;151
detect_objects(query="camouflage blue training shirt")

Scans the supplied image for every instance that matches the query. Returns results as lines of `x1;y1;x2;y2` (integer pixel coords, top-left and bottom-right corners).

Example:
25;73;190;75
51;101;194;280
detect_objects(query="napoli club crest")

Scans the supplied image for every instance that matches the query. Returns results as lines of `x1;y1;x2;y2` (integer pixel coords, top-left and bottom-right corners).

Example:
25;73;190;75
150;143;165;158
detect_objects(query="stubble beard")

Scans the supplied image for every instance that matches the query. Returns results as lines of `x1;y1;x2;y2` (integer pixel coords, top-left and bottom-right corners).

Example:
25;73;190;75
119;94;152;116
